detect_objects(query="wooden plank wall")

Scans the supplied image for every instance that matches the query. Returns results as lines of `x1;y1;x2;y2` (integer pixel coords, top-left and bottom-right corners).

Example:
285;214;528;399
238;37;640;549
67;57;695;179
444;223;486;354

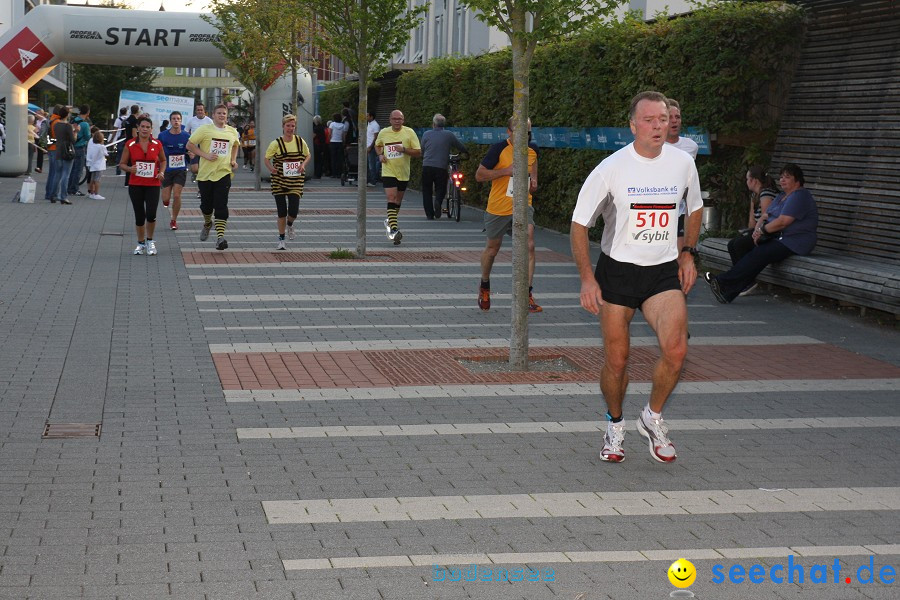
770;0;900;265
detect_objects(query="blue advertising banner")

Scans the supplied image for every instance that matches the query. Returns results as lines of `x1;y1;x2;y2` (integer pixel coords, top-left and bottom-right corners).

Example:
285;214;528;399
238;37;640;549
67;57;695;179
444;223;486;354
414;126;711;155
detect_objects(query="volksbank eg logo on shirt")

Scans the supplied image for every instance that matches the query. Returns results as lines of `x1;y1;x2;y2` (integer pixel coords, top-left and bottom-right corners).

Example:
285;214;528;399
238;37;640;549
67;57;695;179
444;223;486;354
627;185;678;196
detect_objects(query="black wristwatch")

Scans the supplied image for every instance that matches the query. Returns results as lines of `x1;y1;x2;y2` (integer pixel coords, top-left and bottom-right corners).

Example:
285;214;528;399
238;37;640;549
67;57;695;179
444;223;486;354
681;246;698;256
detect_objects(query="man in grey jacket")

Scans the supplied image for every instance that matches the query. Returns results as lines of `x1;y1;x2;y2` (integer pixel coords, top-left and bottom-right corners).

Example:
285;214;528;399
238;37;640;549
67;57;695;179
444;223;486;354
420;114;466;219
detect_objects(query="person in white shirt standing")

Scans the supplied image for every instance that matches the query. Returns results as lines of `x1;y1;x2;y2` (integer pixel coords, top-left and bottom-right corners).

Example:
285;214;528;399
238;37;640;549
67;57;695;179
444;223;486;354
366;112;381;186
86;129;109;199
664;99;699;252
184;103;213;179
570;91;702;465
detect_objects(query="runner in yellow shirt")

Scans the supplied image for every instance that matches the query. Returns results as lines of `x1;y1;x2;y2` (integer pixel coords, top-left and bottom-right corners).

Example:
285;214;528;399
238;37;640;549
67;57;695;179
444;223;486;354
186;104;240;250
374;110;421;244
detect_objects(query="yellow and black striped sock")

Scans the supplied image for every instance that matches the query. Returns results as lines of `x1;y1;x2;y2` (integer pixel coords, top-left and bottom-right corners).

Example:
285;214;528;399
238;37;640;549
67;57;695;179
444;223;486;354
215;219;227;239
387;204;400;230
203;213;213;227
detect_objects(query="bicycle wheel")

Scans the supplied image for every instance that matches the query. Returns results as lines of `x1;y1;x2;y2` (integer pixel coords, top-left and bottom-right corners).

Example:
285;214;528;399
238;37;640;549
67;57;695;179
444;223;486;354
452;185;461;222
79;164;89;186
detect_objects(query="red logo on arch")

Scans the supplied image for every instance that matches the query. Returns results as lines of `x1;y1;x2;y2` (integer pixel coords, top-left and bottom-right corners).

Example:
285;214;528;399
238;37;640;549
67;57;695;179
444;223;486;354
0;28;54;84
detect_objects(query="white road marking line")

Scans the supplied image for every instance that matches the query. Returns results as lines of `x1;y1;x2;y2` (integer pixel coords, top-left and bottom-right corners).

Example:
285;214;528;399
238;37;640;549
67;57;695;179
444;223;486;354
237;416;900;439
223;378;898;403
209;335;821;353
282;543;900;570
263;486;900;524
206;320;763;331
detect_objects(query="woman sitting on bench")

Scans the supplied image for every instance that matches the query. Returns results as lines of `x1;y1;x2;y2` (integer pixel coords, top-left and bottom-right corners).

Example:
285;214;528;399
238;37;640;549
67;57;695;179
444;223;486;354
705;163;818;304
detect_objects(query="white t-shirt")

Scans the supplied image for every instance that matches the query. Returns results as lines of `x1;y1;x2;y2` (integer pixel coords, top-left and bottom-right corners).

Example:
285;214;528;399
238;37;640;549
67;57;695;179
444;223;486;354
666;136;699;216
572;143;703;266
667;136;699;159
184;115;213;134
86;140;109;172
329;121;347;144
366;120;380;148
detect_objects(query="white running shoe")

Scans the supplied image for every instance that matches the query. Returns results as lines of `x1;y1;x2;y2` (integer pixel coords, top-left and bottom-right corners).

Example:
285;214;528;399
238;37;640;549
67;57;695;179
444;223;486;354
384;218;393;239
133;243;145;255
600;420;626;463
146;240;157;256
637;411;677;462
276;239;286;250
287;224;295;240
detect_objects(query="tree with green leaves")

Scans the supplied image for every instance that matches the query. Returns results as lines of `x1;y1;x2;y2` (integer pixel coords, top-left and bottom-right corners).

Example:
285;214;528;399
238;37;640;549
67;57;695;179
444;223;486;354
306;0;427;257
72;64;157;128
204;0;304;190
459;0;621;370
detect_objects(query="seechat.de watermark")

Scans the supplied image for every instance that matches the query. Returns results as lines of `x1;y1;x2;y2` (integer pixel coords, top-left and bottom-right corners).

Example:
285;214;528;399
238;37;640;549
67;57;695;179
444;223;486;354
432;564;555;583
711;555;895;585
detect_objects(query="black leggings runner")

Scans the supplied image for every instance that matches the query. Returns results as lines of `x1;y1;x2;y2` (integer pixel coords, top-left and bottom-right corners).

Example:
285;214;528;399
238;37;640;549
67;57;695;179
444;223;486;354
274;194;300;219
129;186;160;226
198;176;231;221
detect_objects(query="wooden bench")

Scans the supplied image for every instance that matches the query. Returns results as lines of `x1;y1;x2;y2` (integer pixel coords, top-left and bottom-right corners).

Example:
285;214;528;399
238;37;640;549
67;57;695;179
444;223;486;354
699;237;900;316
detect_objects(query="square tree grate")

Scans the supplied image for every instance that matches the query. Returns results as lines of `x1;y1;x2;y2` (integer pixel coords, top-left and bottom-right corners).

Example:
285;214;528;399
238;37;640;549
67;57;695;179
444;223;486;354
42;423;102;439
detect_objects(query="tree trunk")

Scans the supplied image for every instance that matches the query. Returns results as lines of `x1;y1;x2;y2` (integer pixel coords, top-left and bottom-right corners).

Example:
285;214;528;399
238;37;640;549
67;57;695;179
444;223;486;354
356;68;368;257
508;8;530;371
254;93;261;191
290;29;298;117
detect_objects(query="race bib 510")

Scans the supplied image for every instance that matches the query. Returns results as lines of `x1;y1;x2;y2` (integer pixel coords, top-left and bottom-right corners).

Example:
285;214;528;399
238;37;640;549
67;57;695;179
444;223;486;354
627;203;676;245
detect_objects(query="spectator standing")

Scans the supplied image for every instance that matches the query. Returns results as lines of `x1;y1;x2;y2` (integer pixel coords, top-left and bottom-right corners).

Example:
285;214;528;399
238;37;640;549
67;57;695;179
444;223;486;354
112;107;127;174
312;115;327;178
328;113;347;179
420;113;466;219
42;106;61;201
48;106;76;204
26;114;37;174
66;105;91;197
86;129;109;199
241;119;256;171
365;112;380;186
34;109;47;173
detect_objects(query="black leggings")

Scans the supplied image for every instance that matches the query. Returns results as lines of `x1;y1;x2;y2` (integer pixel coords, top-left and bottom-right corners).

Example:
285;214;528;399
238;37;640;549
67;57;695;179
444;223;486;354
198;176;231;221
274;194;300;219
129;186;160;226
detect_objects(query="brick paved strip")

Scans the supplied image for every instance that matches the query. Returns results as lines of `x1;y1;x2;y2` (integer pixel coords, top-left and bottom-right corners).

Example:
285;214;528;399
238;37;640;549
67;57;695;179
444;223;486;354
236;416;900;439
284;544;900;570
224;378;900;402
212;343;897;390
184;249;570;264
263;487;900;525
208;335;820;352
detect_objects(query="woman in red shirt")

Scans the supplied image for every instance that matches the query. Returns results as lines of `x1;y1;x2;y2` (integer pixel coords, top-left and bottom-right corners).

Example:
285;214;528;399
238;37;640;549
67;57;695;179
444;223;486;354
119;117;166;255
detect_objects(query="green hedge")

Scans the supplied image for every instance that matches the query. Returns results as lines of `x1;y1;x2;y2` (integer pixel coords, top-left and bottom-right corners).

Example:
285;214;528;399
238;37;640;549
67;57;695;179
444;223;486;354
318;79;380;122
394;1;806;235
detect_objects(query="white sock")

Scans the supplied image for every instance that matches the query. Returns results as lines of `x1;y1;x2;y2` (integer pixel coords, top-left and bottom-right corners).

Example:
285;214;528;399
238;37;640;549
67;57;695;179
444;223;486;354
643;405;661;421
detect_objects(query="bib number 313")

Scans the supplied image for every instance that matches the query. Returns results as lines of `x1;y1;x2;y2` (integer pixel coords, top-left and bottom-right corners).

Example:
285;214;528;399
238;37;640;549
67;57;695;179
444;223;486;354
627;203;675;245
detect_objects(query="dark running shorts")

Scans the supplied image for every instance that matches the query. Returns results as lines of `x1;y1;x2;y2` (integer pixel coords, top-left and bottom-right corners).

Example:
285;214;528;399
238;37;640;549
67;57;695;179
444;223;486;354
162;170;187;188
594;252;681;309
381;176;408;191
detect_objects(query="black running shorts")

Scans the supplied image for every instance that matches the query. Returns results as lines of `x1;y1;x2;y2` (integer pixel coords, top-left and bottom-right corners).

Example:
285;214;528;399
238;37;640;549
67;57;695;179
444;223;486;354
594;252;681;309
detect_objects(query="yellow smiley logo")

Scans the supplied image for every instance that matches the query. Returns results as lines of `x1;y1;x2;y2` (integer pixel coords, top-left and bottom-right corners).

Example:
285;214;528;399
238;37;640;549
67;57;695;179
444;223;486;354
668;558;696;588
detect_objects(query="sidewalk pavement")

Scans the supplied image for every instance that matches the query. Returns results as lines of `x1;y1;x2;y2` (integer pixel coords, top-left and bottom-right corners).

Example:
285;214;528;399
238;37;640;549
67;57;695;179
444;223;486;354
0;165;897;599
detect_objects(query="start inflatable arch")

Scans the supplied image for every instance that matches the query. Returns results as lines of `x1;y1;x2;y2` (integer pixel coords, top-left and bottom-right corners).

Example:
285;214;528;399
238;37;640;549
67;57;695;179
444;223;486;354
0;4;312;177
